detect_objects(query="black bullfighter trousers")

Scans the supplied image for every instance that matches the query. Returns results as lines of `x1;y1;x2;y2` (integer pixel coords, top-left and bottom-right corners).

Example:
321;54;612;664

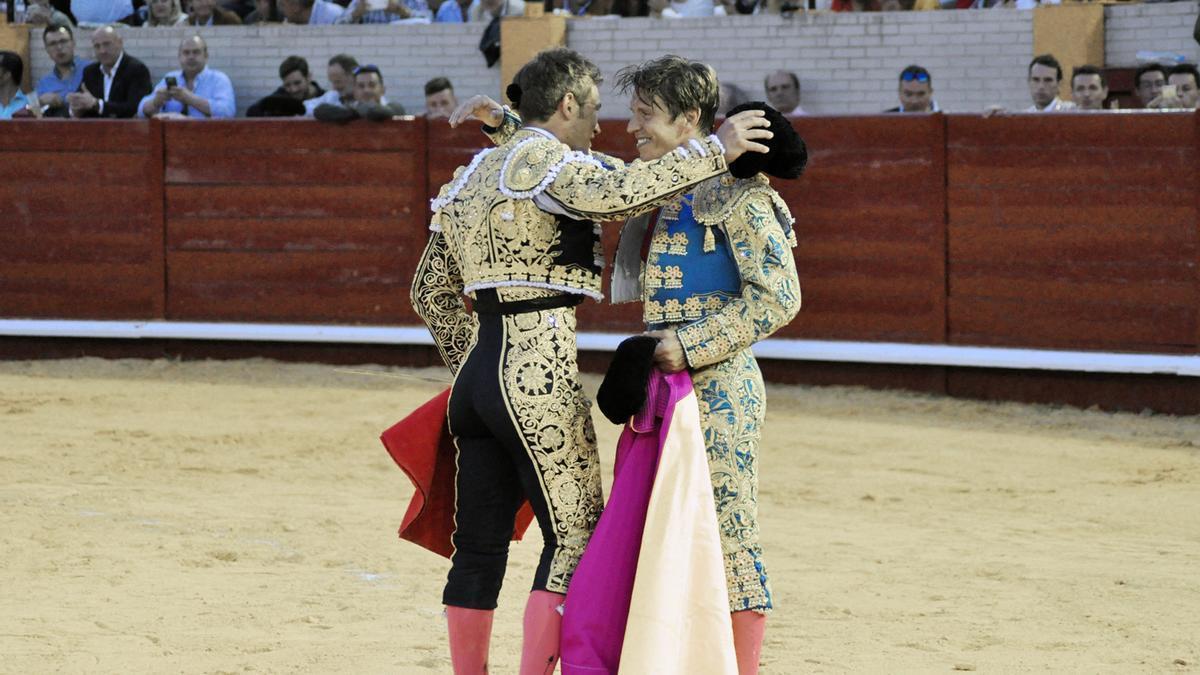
442;290;603;610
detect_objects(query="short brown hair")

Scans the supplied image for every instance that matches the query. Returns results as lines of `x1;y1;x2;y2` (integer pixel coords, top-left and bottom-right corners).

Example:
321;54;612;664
424;77;452;97
616;55;719;134
512;48;602;123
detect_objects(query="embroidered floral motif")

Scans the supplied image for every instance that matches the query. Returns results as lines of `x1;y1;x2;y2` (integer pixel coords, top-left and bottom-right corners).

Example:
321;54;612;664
499;309;602;594
411;231;478;375
695;349;773;613
428;130;728;307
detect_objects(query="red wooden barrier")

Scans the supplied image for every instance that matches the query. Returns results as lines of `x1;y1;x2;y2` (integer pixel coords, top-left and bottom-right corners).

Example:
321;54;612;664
781;115;948;343
2;113;1197;367
163;119;428;324
0;120;164;319
946;113;1197;352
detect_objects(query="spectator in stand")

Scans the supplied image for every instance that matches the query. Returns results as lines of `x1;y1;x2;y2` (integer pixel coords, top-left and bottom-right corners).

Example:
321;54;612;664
144;0;189;24
69;25;152;118
36;24;90;117
247;55;325;117
764;70;805;116
431;0;471;21
1026;53;1073;112
715;0;763;15
650;0;713;17
0;51;37;120
304;53;357;115
24;0;75;27
551;0;614;15
424;77;457;118
187;0;242;24
244;0;282;21
314;64;406;122
340;0;431;22
468;0;522;23
138;35;235;119
1160;63;1200;110
1070;65;1107;111
278;0;344;23
717;81;748;117
1134;63;1166;109
72;0;135;24
886;64;938;113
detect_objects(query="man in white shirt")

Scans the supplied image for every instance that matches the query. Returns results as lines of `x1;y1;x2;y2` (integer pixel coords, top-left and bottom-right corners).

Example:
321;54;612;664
1026;54;1074;112
1071;65;1108;111
304;53;358;115
764;70;805;116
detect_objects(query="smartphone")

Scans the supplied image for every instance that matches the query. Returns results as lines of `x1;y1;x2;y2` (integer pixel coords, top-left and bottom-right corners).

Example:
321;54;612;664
1161;84;1177;100
165;76;178;88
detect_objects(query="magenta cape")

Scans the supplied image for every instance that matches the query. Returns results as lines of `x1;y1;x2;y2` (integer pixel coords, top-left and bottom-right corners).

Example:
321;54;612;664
561;370;737;674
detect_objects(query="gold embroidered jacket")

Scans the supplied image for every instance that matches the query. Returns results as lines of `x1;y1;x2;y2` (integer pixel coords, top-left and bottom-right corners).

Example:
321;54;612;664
674;174;801;369
411;125;729;374
612;173;801;370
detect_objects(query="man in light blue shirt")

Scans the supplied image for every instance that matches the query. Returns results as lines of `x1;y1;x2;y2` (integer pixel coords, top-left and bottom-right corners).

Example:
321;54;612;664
433;0;469;21
0;51;34;119
36;24;91;117
71;0;135;23
138;35;235;119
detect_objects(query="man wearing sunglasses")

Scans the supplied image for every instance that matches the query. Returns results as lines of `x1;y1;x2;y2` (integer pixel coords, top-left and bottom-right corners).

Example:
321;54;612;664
886;64;939;113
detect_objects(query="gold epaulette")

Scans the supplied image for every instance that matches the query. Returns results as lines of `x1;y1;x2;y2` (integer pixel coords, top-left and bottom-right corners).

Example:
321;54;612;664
498;135;575;198
693;174;798;248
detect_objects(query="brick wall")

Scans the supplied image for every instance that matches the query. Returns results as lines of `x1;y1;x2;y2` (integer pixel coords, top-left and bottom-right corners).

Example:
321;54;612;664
1106;2;1199;66
28;4;1198;117
570;12;1033;115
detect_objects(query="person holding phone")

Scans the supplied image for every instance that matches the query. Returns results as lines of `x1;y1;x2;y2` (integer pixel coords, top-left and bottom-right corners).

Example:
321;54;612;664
138;35;235;119
1149;63;1200;110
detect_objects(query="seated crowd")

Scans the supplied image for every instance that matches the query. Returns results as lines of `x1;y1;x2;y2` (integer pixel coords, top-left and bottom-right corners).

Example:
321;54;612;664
0;21;1196;119
20;0;1195;26
0;22;463;118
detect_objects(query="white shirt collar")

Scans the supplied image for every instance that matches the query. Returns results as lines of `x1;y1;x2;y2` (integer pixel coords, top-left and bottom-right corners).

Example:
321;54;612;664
104;51;124;77
524;126;558;142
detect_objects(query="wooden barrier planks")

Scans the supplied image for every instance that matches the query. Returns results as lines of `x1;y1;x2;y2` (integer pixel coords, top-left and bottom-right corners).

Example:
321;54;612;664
776;114;948;343
163;119;428;324
0;120;164;319
946;112;1198;352
427;122;494;203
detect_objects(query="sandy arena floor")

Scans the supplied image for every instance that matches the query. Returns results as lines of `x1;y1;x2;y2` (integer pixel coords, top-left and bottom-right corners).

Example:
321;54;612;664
2;357;1198;674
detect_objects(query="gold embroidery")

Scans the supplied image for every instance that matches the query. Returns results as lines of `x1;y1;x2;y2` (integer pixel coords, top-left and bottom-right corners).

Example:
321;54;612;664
673;176;802;370
411;231;477;376
649;229;689;256
695;347;773;612
661;265;683;290
430;130;729;305
498;308;602;594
